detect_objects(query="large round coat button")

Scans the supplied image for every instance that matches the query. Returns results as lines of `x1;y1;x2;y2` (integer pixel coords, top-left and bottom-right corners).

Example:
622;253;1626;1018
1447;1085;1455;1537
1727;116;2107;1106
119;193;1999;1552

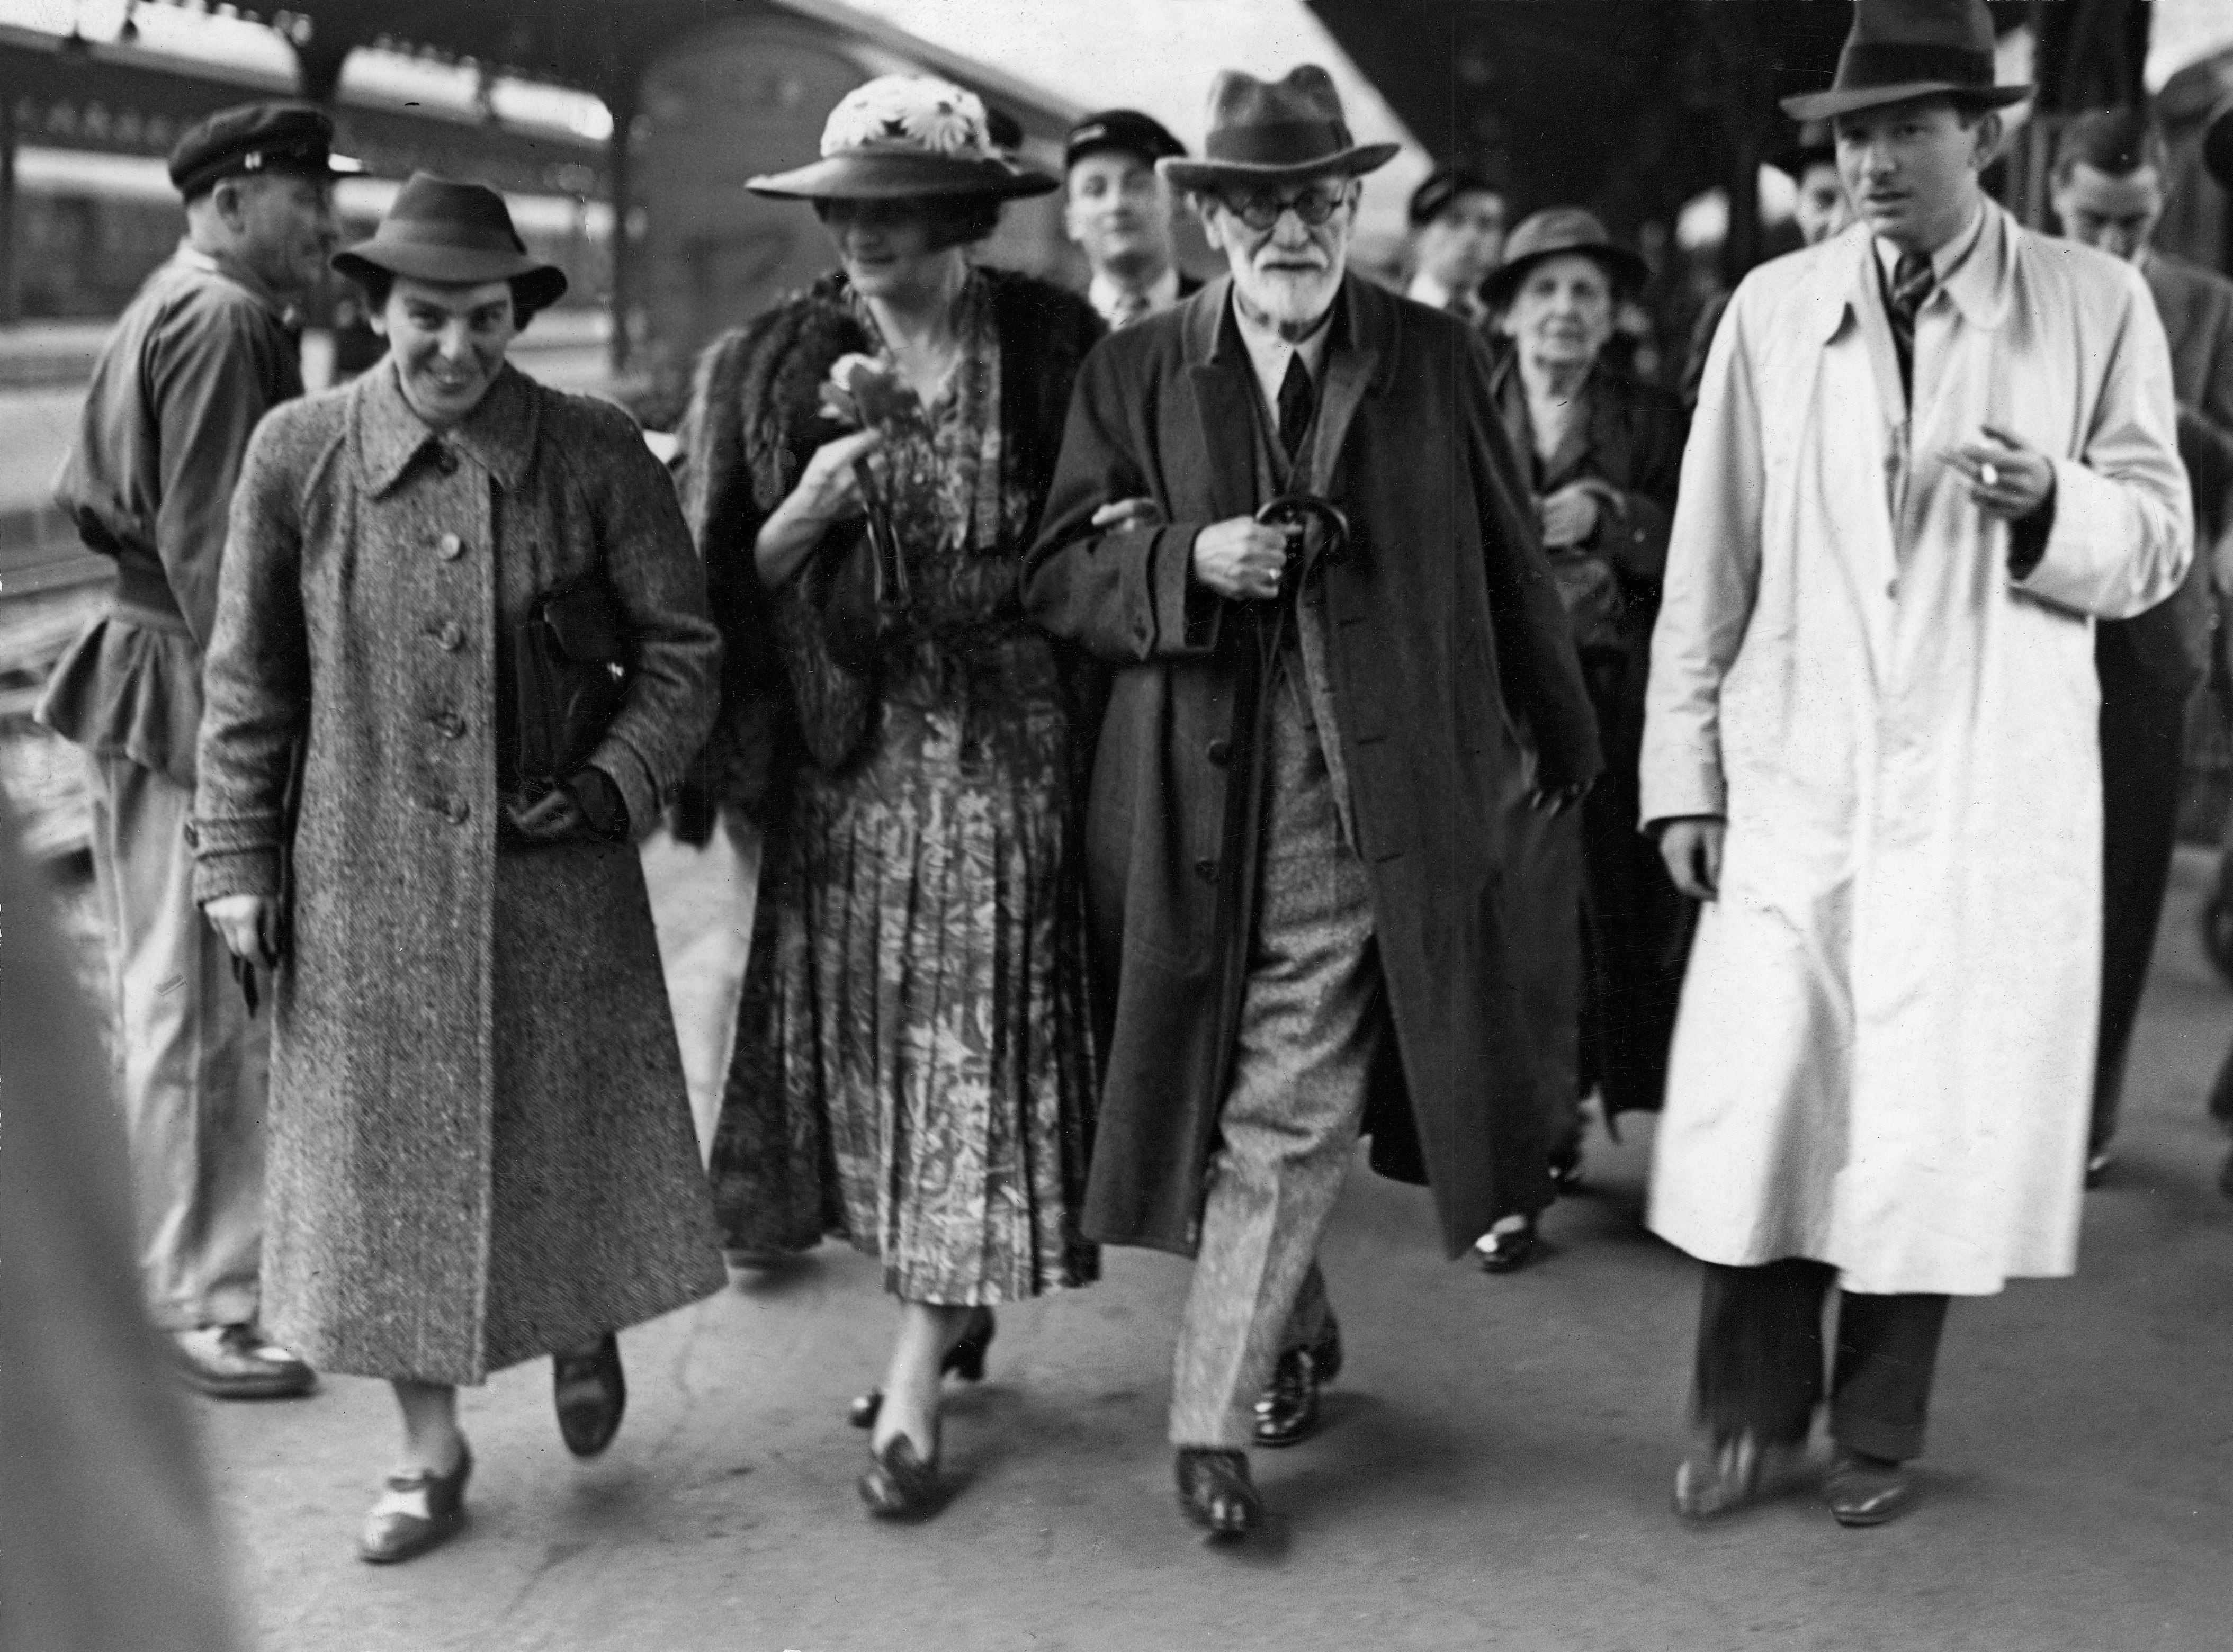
437;533;464;560
434;622;463;651
443;799;470;824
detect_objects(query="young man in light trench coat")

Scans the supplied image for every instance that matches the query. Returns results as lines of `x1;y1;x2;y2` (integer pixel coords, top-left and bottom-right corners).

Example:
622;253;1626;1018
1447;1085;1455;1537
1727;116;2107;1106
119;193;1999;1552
1642;0;2191;1529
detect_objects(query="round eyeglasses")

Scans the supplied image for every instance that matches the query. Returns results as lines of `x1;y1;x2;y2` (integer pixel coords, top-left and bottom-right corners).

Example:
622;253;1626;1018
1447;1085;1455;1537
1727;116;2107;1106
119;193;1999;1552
1216;183;1350;232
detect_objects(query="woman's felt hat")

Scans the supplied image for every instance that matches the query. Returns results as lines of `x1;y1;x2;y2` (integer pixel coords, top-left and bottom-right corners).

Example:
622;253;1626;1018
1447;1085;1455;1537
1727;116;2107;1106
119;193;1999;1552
1159;66;1398;192
749;75;1055;201
1781;0;2030;122
331;173;568;311
1483;207;1647;310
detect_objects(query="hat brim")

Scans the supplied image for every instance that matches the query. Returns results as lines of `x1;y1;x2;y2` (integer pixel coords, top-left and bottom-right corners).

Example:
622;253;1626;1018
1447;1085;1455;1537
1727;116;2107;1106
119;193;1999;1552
1160;142;1400;192
1780;81;2030;122
1483;242;1649;310
747;151;1055;201
331;245;569;312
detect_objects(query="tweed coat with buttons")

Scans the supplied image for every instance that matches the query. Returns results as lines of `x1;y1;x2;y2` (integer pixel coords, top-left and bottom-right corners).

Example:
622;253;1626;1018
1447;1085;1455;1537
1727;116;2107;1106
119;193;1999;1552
191;358;724;1384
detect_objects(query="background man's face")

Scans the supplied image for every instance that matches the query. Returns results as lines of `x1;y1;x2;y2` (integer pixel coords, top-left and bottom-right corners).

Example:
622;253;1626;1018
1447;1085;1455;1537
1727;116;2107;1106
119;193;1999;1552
230;172;337;298
1064;151;1173;277
1414;188;1506;290
1202;179;1358;333
1793;161;1852;247
1835;97;1993;254
2052;161;2164;263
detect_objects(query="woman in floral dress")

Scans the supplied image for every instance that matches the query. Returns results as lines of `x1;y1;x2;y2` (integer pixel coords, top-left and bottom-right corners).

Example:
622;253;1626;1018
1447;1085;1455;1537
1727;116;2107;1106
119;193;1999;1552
676;77;1105;1518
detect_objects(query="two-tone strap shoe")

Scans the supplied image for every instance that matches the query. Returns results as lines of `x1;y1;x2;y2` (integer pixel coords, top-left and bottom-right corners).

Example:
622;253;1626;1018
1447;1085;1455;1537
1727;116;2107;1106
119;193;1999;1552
1824;1450;1916;1527
849;1307;996;1430
358;1444;472;1564
172;1323;316;1399
858;1431;944;1520
1176;1448;1262;1539
1253;1312;1343;1448
553;1332;626;1458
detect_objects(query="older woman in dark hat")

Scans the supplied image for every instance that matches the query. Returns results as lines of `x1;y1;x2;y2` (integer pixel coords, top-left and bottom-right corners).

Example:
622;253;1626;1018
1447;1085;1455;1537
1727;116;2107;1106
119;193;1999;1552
675;75;1104;1520
1474;208;1692;1270
194;173;724;1563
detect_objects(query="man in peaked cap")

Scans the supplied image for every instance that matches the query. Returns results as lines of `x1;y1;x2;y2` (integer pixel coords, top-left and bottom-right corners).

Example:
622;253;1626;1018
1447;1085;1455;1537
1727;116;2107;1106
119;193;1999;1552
1645;0;2188;1527
2048;108;2233;1190
35;100;343;1400
1404;163;1506;324
1028;64;1598;1538
1064;108;1197;330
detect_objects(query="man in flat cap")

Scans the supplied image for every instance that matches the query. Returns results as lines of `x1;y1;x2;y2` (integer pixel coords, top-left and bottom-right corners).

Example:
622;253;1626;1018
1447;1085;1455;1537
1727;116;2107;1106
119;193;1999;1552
1646;0;2189;1527
2048;107;2233;1187
1404;164;1506;325
1028;64;1597;1539
36;100;343;1399
1064;109;1197;330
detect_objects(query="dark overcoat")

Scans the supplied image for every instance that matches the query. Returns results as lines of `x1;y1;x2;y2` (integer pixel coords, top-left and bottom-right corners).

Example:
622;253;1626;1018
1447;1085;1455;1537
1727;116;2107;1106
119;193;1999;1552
191;361;725;1384
1023;274;1602;1259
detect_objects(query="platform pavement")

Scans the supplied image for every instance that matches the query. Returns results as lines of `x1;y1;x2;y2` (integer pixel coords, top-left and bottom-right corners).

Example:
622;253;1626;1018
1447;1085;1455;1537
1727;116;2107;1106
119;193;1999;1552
187;842;2233;1652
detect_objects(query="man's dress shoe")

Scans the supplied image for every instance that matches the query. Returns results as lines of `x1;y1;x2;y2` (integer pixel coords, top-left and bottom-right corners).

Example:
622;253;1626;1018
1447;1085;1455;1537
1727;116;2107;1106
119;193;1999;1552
553;1332;626;1457
172;1323;316;1399
358;1444;471;1564
1824;1450;1915;1527
1176;1448;1262;1538
1672;1433;1809;1520
1253;1313;1342;1447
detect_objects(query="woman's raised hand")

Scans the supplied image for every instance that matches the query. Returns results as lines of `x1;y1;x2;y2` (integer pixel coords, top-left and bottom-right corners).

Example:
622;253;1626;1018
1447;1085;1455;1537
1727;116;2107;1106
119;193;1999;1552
790;428;886;526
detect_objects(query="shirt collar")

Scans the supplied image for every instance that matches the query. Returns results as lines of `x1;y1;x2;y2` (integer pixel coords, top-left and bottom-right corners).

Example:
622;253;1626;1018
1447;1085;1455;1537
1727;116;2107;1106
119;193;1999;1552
1227;290;1337;418
354;355;540;496
1405;270;1483;321
1871;200;1986;288
174;239;295;326
1089;265;1180;324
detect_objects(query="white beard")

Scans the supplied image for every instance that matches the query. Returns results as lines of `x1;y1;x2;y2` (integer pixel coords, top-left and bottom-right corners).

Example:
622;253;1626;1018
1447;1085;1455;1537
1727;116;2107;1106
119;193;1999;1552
1231;262;1342;333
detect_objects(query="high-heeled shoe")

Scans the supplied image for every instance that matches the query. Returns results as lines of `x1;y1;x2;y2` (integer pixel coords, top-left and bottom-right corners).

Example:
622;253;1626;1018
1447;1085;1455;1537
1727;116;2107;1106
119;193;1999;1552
553;1332;626;1457
1474;1215;1539;1274
358;1443;472;1564
858;1430;944;1519
849;1307;995;1429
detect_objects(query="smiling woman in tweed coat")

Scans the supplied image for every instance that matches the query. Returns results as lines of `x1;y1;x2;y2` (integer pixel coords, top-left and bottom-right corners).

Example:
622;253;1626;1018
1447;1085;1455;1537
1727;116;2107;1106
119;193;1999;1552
191;176;725;1565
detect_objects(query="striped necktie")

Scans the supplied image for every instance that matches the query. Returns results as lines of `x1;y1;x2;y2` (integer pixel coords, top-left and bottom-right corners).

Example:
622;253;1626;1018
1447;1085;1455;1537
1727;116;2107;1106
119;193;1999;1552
1887;250;1934;400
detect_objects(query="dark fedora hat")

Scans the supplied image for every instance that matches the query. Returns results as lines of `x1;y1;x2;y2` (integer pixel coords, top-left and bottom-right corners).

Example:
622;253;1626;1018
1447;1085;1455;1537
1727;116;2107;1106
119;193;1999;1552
331;173;568;311
1160;66;1398;191
1483;207;1647;310
1782;0;2030;123
749;75;1054;202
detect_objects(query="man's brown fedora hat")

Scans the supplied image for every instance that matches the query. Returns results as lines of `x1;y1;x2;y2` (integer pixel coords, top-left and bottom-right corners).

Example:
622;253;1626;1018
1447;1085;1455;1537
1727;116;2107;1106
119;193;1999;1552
1781;0;2030;123
1160;66;1398;191
331;173;568;312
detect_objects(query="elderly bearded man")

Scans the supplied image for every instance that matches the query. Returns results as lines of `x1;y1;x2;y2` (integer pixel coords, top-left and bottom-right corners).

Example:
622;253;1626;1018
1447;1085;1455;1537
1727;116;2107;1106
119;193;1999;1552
1645;0;2190;1530
1026;66;1598;1538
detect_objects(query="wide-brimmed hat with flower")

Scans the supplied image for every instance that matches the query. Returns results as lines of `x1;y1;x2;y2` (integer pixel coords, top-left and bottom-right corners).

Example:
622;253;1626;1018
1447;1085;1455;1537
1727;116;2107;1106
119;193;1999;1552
748;75;1055;201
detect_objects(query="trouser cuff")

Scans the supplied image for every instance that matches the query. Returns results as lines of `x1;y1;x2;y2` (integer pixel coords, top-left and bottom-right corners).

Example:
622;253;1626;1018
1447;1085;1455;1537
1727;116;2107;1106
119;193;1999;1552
1829;1407;1925;1463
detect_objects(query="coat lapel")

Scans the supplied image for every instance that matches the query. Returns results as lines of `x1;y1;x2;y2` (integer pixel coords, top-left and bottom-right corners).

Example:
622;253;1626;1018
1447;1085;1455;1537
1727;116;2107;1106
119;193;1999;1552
1182;277;1260;526
1306;277;1387;495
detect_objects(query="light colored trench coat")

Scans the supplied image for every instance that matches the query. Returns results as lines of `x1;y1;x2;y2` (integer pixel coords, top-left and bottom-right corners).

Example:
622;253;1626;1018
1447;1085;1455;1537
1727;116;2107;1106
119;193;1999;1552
1642;205;2191;1297
192;361;724;1382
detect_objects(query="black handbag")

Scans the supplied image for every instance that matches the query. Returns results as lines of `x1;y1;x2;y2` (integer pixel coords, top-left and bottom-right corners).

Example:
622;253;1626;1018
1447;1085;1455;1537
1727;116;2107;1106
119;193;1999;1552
513;572;634;797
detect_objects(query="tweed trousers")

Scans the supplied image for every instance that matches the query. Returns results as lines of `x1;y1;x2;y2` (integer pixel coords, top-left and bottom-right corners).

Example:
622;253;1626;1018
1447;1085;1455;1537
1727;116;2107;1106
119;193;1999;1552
87;753;268;1331
1169;666;1384;1449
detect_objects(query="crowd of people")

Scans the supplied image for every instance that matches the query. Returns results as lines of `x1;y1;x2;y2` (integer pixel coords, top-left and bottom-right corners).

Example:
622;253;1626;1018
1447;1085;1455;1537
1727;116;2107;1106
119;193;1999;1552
18;0;2233;1591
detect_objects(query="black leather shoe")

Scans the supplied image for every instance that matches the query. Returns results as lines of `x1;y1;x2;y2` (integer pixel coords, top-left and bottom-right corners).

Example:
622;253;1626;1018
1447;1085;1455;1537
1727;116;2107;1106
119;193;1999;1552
554;1333;625;1458
858;1432;944;1520
850;1307;995;1429
1253;1313;1342;1448
1175;1448;1261;1538
1825;1450;1915;1527
1474;1216;1539;1274
172;1323;316;1399
358;1444;471;1564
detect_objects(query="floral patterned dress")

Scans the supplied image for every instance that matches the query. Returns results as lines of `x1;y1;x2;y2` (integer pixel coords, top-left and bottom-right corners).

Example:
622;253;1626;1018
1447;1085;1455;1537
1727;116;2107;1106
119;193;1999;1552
707;273;1098;1304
